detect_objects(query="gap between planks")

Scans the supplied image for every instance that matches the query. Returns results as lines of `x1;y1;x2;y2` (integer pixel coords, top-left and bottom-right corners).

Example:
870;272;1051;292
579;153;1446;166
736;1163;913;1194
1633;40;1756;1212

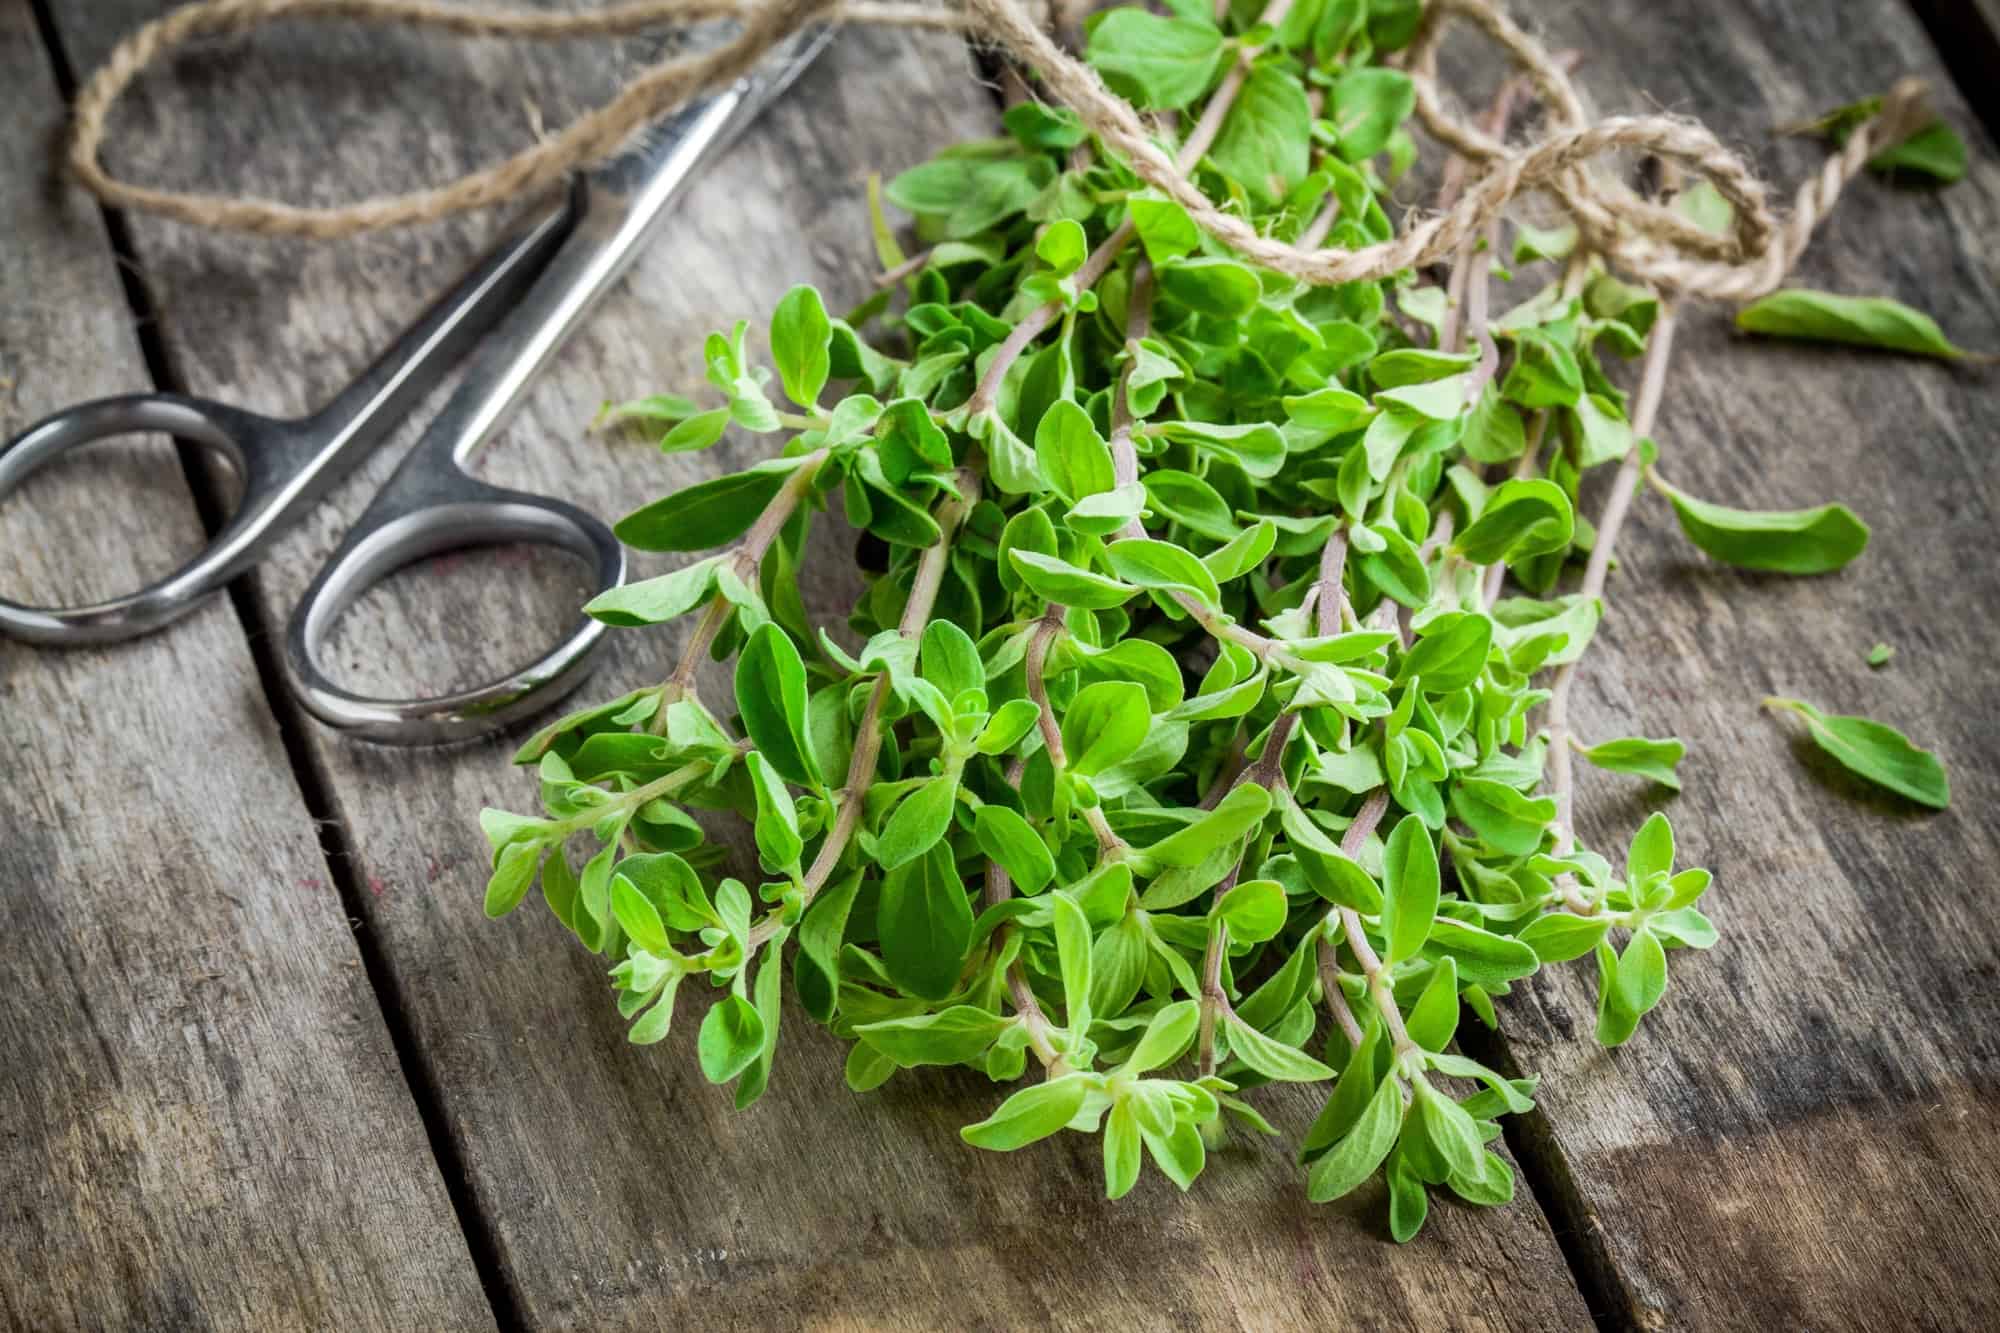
1904;0;2000;145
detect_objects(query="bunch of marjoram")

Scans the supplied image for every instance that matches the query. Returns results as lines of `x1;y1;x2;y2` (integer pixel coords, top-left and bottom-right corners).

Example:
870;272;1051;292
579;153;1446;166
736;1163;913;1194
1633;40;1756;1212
477;1;1958;1238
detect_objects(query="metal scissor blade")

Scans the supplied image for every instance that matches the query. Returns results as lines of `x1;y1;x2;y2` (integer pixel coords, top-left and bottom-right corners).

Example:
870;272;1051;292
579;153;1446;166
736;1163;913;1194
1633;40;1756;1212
281;31;826;742
738;27;837;129
410;30;828;471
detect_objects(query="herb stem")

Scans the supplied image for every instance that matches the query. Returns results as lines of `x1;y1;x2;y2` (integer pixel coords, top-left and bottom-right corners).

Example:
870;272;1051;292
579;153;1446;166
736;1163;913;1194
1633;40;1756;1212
1440;75;1527;354
1111;258;1155;449
982;787;1072;1075
1544;304;1678;910
1313;528;1350;632
748;468;982;949
1010;968;1070;1073
1480;413;1549;609
1300;195;1341;251
1303;548;1412;1054
657;448;830;721
1025;605;1129;856
1192;709;1300;1070
965;220;1134;416
1106;266;1279;662
872;246;933;289
551;757;718;836
1316;933;1368;1047
663;596;734;701
1580;304;1677;602
1182;0;1297;168
1025;608;1070;766
1327;789;1418;1055
964;0;1292;420
1192;524;1318;1077
1194;856;1244;1078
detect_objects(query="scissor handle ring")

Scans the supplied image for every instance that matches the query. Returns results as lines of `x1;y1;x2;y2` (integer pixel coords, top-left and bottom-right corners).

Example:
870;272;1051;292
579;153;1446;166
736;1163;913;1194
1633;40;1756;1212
0;392;285;645
281;480;625;745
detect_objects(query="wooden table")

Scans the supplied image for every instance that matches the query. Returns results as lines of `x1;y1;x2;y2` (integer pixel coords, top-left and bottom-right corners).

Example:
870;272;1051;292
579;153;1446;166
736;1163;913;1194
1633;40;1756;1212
3;2;1996;1328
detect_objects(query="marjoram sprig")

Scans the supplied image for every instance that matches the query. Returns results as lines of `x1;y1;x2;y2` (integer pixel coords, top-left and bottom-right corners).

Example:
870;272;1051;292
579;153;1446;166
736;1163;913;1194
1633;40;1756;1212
478;1;1947;1238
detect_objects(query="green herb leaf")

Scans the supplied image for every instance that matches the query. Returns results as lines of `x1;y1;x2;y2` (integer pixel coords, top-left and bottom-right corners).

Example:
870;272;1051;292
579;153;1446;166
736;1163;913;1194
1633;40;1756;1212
1449;779;1555;857
615;461;798;553
1062;680;1152;777
1626;811;1676;885
1224;1011;1338;1082
973;805;1055;895
745;751;804;873
1103;1098;1142;1198
1052;891;1094;1029
794;869;861;1023
1765;697;1950;809
1128;190;1202;263
1406;956;1459;1051
1009;549;1139;610
856;1007;1010;1067
1216;878;1287;944
1156;257;1265;320
962;1074;1093;1150
1452;478;1574;565
878;774;961;870
1871;120;1967;182
1329;67;1415;162
1306;1066;1403;1202
1651;472;1870;575
1211;66;1314;204
1400;611;1493;694
1122;1000;1200;1075
1379;814;1439;964
1577;736;1685;790
697;994;767;1084
1736;289;1966;359
584;555;724;627
878;842;975;999
736;623;821;787
920;619;983;699
1518;912;1610;964
609;873;671;955
1035;398;1116;503
658;407;731;454
1105;537;1223;608
483;840;541;919
769;284;832;407
1138;784;1272;868
1085;10;1226;109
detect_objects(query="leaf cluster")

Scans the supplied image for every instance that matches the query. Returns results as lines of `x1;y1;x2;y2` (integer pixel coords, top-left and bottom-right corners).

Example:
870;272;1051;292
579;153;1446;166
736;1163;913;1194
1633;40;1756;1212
488;2;1954;1237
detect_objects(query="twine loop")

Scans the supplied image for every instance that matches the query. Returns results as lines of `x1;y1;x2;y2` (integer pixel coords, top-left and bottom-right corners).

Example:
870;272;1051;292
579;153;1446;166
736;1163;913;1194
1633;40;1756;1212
66;0;1933;300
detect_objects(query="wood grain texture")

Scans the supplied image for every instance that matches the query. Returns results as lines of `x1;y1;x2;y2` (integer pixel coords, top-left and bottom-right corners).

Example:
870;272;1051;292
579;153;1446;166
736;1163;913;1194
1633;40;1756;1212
0;7;493;1329
42;7;1596;1327
1442;0;2000;1327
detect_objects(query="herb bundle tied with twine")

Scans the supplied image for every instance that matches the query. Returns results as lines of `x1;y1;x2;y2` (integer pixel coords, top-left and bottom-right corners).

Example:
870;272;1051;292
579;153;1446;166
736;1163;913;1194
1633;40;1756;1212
74;0;1965;1234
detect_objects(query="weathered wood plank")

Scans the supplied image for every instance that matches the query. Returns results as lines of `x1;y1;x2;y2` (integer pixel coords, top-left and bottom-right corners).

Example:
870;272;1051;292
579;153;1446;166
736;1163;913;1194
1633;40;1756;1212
44;8;1596;1326
1442;0;2000;1326
0;8;494;1329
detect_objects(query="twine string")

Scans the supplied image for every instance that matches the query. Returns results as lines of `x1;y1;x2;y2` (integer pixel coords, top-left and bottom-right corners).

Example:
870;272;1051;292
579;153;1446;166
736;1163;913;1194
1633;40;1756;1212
65;0;1933;299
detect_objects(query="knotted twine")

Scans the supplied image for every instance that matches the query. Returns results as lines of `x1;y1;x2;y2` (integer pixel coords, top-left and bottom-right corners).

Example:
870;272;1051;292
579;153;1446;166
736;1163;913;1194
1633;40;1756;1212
65;0;1934;301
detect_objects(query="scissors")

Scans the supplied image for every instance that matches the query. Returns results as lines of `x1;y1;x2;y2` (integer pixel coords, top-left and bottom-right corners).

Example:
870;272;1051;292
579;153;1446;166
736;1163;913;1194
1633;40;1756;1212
0;32;828;745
